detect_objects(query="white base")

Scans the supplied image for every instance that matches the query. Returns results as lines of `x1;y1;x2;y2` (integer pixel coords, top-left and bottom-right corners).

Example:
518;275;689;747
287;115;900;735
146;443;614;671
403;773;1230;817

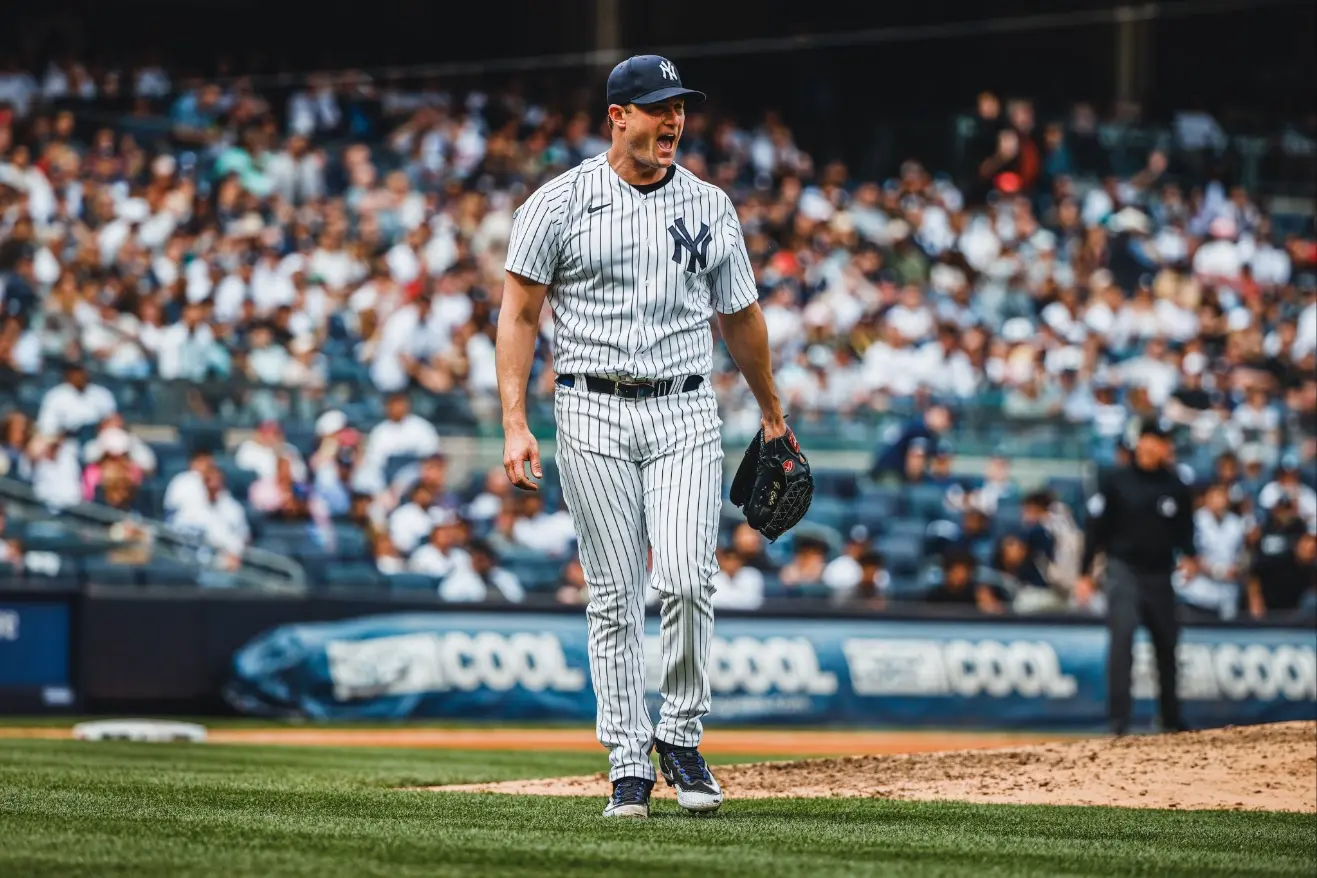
72;719;208;743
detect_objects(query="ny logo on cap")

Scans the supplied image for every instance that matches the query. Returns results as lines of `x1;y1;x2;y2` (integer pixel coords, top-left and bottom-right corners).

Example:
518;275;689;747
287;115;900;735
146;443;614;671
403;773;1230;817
668;217;711;272
659;60;678;81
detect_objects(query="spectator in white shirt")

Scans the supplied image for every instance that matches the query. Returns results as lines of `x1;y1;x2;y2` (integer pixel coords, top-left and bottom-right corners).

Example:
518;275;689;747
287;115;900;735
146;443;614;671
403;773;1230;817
438;539;525;604
36;361;117;438
776;349;824;414
286;75;341;137
831;551;891;609
133;62;171;98
265;135;325;206
156;301;225;381
1040;286;1087;344
1257;460;1317;528
354;393;441;494
822;527;875;592
0;314;42;376
1250;236;1292;287
510;492;576;558
1081;278;1125;339
915;325;980;398
1059;369;1097;424
1230;387;1282;454
1110;286;1162;351
383;225;428;286
28;432;83;510
760;284;805;357
164;449;213;518
1192;217;1242;285
1174;109;1228;152
862;323;921;397
408;509;471;579
1179;481;1249;619
1295;295;1316;361
886;284;936;342
962;454;1021;515
388;483;442;556
1119;338;1180;407
711;546;765;611
235;420;308;482
367;291;451;393
243;324;292;386
463;465;514;525
169;465;250;567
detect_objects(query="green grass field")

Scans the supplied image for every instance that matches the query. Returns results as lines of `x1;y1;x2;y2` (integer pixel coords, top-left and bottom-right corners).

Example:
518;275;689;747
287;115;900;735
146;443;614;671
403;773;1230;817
1;739;1313;877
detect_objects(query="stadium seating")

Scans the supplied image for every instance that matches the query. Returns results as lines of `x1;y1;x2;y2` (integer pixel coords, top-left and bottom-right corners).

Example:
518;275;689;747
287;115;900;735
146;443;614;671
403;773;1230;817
853;486;900;531
875;534;924;576
141;558;200;586
321;563;386;591
802;495;852;532
386;572;439;593
903;483;950;521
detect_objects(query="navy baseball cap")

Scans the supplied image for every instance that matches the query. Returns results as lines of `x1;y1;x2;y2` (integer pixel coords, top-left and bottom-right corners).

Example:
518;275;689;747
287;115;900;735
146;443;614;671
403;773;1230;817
606;55;706;107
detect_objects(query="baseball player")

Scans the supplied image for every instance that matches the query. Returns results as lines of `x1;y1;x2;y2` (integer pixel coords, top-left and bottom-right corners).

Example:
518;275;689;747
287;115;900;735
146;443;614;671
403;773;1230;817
496;55;805;817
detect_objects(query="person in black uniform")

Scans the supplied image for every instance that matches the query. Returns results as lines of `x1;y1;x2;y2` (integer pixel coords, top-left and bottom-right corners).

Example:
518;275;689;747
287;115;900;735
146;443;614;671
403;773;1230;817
1076;417;1198;735
1247;496;1315;619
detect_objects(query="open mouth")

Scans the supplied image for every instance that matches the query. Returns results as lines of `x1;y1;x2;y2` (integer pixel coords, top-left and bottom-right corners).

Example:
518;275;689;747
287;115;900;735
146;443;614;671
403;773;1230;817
656;134;676;153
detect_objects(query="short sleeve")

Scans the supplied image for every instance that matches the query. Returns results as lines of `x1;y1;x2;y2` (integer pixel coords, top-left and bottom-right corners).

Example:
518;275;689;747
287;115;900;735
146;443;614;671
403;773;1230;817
504;179;572;285
709;194;759;315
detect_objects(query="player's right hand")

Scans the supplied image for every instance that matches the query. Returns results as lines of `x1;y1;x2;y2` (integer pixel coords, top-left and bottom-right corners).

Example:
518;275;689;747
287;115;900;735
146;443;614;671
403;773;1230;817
503;425;542;491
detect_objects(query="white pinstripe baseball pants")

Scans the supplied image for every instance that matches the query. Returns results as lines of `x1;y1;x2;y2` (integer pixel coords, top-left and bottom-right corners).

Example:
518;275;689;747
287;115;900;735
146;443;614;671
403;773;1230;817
553;378;723;782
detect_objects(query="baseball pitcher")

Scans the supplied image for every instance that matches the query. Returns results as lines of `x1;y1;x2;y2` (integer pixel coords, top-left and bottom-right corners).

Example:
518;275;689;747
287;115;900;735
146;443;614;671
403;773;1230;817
496;55;812;817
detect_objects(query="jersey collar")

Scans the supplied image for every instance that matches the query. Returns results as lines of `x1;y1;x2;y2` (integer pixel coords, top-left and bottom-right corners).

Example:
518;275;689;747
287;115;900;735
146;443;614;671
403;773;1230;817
629;163;676;195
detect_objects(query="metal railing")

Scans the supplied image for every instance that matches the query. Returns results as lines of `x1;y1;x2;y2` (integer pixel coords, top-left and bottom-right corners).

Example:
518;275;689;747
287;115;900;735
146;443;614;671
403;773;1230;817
0;477;306;593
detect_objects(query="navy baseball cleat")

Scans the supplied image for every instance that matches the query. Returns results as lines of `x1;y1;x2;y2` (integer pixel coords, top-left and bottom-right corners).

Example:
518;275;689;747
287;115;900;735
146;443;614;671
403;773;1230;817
602;776;653;818
654;740;724;814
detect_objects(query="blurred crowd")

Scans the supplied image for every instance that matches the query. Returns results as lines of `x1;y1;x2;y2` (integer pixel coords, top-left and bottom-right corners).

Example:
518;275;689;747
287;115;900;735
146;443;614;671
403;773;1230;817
868;403;1315;621
0;61;1313;618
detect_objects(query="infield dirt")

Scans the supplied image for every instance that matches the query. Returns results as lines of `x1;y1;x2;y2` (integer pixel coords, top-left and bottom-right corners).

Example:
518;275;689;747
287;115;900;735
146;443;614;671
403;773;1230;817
428;721;1317;813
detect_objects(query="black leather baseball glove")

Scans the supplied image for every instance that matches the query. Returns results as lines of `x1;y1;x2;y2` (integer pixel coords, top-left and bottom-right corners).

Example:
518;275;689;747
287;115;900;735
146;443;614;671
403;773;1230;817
729;424;813;541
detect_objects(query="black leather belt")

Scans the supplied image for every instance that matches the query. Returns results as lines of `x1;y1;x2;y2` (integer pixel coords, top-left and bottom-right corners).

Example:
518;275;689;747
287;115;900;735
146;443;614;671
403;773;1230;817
555;374;703;399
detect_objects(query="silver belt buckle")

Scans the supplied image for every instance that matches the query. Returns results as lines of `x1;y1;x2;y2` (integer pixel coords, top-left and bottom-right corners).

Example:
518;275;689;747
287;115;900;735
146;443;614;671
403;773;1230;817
615;379;645;398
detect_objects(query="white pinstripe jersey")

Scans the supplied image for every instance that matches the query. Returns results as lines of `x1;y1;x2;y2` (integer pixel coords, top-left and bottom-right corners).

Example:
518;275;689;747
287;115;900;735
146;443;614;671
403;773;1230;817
504;153;759;380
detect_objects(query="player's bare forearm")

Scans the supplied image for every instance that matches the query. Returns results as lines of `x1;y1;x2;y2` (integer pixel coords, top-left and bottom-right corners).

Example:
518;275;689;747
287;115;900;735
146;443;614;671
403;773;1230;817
496;271;549;430
717;303;785;438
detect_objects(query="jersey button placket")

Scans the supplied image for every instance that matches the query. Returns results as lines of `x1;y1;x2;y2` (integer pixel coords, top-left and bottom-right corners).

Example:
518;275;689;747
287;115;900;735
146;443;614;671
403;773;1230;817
622;184;643;378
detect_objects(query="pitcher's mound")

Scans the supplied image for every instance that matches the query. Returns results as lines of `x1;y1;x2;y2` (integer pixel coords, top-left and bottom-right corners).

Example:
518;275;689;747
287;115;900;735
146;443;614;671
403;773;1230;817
424;721;1316;812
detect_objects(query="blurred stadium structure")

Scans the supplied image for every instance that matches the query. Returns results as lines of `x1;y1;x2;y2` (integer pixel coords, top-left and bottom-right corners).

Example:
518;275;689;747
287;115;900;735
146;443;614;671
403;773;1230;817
0;0;1312;722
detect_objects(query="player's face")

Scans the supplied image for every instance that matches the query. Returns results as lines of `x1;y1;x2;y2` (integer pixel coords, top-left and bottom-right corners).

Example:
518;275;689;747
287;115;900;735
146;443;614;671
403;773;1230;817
625;98;685;168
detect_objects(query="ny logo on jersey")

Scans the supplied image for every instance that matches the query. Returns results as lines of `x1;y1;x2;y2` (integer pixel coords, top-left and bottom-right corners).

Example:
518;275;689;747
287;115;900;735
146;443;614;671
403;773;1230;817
659;60;679;81
668;217;711;272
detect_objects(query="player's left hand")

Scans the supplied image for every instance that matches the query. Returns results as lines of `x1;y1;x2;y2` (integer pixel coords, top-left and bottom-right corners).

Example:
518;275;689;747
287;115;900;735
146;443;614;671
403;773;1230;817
761;416;788;442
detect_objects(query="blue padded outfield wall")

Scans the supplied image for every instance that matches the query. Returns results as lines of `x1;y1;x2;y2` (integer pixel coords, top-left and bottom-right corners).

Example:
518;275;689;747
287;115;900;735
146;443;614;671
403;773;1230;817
226;612;1317;730
0;600;75;710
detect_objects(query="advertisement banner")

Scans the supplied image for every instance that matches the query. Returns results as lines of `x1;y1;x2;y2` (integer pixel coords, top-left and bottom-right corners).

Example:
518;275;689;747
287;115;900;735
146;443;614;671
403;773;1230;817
225;612;1317;729
0;600;75;708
